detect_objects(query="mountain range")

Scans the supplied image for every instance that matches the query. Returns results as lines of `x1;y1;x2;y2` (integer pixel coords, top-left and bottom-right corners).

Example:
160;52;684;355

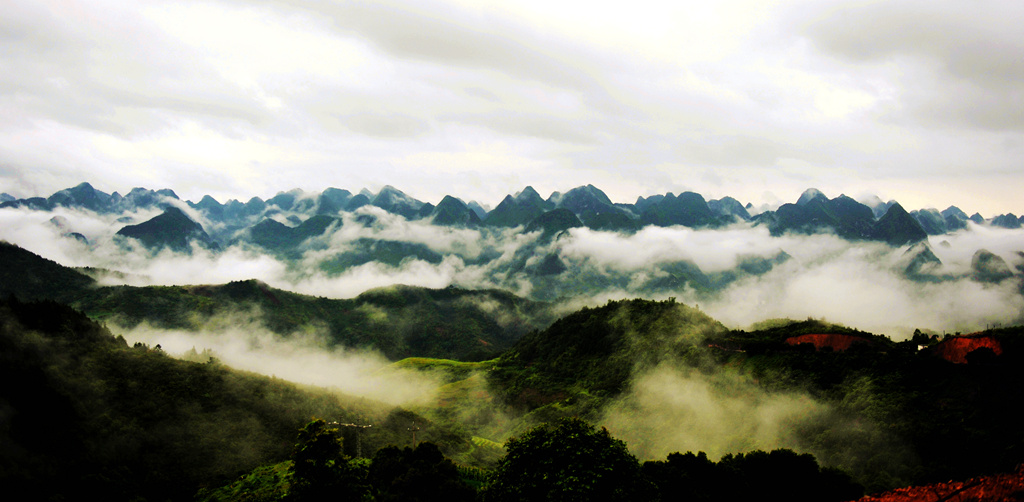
4;183;1023;248
4;182;1024;312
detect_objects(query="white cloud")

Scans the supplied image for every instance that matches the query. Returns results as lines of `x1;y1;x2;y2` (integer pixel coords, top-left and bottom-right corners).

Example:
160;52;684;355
117;314;442;405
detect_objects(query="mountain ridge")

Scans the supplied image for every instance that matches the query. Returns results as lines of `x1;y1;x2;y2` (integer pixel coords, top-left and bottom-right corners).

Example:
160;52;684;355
5;183;1021;240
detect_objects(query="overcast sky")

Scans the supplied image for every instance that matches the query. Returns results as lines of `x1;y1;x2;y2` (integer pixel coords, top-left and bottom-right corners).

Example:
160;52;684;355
2;0;1021;215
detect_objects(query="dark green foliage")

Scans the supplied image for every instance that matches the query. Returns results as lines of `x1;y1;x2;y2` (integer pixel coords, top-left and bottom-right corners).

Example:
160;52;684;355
66;276;552;361
485;418;653;502
0;297;365;501
288;419;372;501
642;449;862;502
196;461;292;502
489;299;726;410
0;241;97;302
369;442;477;502
376;408;474;459
708;321;1024;492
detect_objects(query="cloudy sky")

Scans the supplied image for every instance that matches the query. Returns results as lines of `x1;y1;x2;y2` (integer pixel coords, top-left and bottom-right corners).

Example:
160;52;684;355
2;0;1021;215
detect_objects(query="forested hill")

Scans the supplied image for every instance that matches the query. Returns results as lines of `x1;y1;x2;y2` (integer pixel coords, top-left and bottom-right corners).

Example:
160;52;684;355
490;299;727;409
0;296;363;500
0;296;508;501
483;298;1024;492
0;242;554;361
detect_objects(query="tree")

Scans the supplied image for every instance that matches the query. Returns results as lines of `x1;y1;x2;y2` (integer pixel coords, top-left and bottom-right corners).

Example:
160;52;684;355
288;419;371;501
485;418;654;502
369;442;476;502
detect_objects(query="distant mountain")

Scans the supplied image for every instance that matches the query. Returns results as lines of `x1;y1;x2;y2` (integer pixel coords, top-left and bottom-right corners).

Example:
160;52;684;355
372;185;425;219
316;187;352;215
796;187;828;207
46;182;112;212
483;186;552;227
903;242;943;279
466;201;489;220
115;207;217;252
549;184;634;229
913;208;948;235
3;182;1021;247
971;249;1015;283
118;187;180;212
707;196;751;222
640;192;715;227
991;213;1022;229
941;206;970;232
524;208;584;240
345;192;371;211
859;194;891;219
189;194;225;220
872;202;928;246
584;211;643;233
764;199;841;237
246;215;339;252
827;195;876;239
431;196;481;227
758;196;928;245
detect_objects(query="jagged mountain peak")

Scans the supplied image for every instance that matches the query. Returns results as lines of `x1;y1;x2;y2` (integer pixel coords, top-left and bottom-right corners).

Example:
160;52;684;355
514;186;542;202
115;206;215;252
796;188;828;206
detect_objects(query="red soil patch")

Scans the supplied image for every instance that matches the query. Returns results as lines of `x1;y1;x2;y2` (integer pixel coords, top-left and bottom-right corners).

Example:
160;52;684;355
784;334;871;352
930;335;1003;364
851;466;1024;502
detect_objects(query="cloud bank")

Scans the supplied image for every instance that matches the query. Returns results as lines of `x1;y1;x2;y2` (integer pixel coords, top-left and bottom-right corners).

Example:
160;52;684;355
117;312;442;406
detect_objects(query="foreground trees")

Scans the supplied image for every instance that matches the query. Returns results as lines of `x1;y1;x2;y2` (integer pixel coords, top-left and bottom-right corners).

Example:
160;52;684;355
217;417;862;501
288;419;372;501
485;418;654;501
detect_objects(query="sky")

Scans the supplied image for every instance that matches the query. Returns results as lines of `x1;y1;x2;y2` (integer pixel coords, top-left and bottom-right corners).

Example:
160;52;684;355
2;0;1022;216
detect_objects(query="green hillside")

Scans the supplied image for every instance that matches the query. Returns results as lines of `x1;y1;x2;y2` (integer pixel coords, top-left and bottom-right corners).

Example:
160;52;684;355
489;298;726;409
